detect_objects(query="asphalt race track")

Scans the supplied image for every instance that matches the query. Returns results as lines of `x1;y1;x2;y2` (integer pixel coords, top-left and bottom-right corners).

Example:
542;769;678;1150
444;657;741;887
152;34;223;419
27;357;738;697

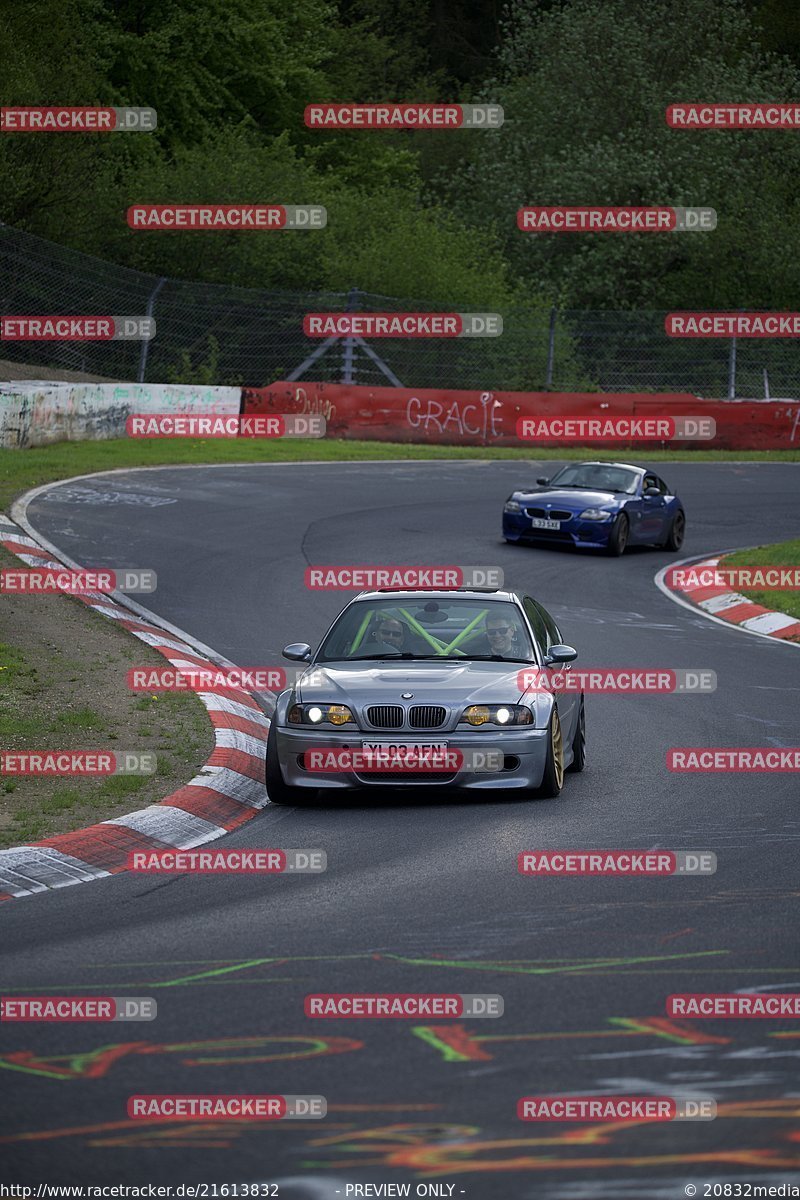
2;460;799;1199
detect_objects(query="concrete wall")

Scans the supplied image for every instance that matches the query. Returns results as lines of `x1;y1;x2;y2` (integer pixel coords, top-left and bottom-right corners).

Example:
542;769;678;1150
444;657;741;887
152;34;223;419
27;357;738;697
0;382;240;449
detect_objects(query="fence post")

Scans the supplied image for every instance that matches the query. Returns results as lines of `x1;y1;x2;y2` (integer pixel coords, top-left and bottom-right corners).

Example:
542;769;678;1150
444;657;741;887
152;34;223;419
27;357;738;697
545;306;557;387
342;286;360;384
138;277;166;383
727;335;736;399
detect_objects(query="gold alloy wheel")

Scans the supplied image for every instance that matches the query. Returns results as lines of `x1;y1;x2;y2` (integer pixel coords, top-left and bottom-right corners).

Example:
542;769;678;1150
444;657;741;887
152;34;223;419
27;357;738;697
552;709;564;789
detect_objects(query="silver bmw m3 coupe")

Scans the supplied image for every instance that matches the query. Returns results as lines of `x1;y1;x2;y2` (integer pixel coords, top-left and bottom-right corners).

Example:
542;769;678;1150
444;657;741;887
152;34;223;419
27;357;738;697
265;587;585;803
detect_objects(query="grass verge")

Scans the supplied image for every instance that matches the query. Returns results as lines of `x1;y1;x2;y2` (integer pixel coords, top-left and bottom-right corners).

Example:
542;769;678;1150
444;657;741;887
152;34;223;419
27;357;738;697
1;437;798;513
723;539;800;624
0;543;214;848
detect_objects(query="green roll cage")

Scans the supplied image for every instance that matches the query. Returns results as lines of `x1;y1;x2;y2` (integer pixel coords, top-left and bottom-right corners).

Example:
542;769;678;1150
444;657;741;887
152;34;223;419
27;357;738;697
348;605;491;657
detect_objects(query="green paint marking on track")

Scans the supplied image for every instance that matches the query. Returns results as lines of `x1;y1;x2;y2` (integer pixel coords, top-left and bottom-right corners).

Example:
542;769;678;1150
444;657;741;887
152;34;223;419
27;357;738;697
380;950;728;975
146;957;282;988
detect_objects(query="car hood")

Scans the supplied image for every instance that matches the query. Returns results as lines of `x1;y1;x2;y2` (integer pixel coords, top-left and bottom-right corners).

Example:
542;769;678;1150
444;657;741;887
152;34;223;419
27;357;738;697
515;488;621;508
296;659;532;705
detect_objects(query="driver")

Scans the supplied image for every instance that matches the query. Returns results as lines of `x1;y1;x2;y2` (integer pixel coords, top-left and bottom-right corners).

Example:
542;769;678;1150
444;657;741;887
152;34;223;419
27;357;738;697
483;614;520;657
367;616;408;653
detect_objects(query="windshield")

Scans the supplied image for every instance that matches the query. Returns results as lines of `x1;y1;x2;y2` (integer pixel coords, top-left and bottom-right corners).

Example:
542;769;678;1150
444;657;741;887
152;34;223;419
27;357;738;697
547;463;640;494
316;597;537;663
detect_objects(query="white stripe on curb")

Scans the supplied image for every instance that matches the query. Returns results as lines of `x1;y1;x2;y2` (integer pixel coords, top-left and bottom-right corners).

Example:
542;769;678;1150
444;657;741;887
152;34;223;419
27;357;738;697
213;727;269;760
132;630;199;655
105;807;223;847
740;611;800;634
698;592;748;614
188;767;266;807
655;550;800;650
0;847;111;896
200;693;270;725
0;506;274;900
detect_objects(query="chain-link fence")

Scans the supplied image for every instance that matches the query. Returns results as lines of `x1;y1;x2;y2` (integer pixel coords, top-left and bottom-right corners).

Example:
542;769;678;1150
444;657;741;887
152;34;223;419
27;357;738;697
1;222;798;396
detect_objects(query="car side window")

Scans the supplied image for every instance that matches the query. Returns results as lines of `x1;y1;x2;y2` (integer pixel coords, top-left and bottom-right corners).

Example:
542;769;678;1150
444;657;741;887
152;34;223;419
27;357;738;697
533;600;562;651
655;475;670;495
522;597;548;660
643;473;658;492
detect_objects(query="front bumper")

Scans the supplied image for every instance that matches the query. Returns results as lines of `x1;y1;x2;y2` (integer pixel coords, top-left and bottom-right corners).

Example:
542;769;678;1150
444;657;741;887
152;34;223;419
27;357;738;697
274;725;551;791
503;510;611;548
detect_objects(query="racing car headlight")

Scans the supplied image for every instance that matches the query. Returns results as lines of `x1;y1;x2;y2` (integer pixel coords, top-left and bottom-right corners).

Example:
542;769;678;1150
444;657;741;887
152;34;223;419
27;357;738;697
288;703;355;726
504;499;522;513
579;508;613;521
460;704;533;726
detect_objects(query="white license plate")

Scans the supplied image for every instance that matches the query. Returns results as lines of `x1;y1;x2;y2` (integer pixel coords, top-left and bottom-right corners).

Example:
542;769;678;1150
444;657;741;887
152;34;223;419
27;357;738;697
531;517;561;530
362;742;448;754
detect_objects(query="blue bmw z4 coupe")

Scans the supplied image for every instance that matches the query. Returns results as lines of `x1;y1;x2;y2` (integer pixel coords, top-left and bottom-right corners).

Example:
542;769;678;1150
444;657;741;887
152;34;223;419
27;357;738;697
502;461;686;556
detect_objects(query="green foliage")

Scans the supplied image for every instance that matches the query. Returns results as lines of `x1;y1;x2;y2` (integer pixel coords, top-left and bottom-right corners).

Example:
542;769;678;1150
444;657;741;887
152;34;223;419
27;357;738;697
439;0;800;308
166;335;228;385
1;0;799;314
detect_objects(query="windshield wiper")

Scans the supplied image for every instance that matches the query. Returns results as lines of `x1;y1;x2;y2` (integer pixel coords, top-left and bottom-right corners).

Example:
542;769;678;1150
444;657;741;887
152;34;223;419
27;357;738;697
343;652;417;660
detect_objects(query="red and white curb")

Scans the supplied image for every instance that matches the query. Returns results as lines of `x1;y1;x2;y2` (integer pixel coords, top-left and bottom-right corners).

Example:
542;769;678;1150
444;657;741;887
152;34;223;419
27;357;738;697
0;514;271;901
656;552;800;647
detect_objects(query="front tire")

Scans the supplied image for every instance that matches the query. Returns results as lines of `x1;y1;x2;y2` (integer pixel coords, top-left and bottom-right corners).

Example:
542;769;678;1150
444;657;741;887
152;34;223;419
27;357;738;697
606;513;629;556
566;696;586;773
265;719;307;805
664;510;686;551
535;708;565;798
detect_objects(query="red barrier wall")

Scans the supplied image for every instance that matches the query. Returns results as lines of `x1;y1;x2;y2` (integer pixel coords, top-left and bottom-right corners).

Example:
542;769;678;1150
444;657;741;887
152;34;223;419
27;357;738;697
243;382;800;450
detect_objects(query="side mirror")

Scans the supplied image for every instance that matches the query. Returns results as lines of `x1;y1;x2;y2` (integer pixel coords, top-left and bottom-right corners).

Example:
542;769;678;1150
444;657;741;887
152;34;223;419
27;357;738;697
283;642;312;662
545;644;578;665
643;486;661;498
536;476;550;485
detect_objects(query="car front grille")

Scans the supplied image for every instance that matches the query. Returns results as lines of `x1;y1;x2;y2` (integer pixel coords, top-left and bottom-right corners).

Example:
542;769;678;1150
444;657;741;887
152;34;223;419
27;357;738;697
525;507;572;521
409;704;447;728
366;704;404;728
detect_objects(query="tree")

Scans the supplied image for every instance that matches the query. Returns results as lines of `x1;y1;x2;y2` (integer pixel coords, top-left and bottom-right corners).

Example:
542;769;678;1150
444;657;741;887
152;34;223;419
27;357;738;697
437;0;800;308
